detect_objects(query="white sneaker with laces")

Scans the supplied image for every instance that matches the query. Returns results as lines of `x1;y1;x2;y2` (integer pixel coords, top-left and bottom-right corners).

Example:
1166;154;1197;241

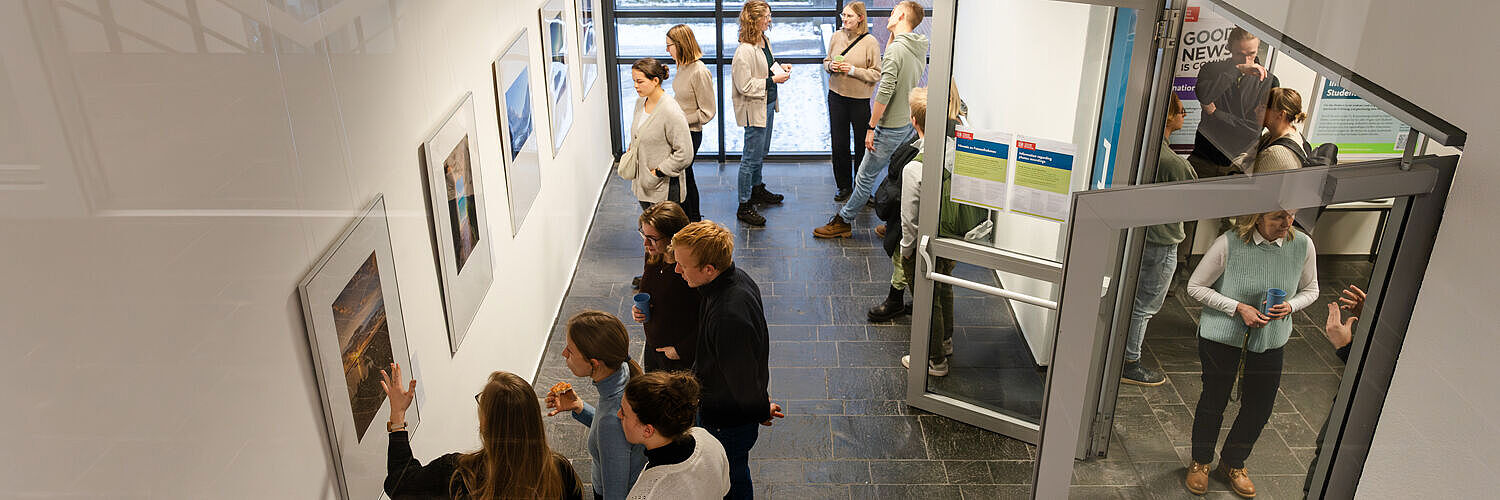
901;355;950;377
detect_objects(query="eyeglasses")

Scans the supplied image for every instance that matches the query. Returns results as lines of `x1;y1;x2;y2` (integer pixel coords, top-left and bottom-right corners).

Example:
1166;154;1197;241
639;230;663;243
474;393;481;404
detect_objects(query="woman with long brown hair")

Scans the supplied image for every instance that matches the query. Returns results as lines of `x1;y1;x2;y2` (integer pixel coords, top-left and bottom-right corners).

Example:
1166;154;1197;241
631;201;699;372
729;0;789;226
545;311;646;500
382;366;583;499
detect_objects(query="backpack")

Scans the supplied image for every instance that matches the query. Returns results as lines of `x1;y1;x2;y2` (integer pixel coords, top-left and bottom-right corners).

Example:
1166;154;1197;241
938;168;991;239
1263;136;1338;168
874;137;922;223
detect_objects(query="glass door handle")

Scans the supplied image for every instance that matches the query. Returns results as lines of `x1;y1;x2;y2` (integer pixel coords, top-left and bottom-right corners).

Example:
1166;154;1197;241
918;236;1060;310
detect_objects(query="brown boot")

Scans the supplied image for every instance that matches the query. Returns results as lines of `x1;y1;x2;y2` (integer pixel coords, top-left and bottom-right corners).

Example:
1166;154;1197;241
813;215;853;238
875;224;887;238
1183;461;1211;495
1218;463;1255;498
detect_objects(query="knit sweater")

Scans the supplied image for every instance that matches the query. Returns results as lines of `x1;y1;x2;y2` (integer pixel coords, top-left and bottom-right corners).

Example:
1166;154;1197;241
671;60;716;132
693;265;771;427
626;428;730;499
571;364;647;499
1190;230;1317;352
823;29;881;99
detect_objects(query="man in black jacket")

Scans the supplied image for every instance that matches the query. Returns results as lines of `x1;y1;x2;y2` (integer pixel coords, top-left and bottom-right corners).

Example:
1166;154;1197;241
1190;27;1279;177
670;220;782;500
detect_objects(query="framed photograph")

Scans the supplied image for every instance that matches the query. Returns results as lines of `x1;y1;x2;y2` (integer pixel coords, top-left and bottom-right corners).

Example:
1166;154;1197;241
494;29;544;235
539;0;573;156
298;195;419;500
575;0;599;97
420;93;495;354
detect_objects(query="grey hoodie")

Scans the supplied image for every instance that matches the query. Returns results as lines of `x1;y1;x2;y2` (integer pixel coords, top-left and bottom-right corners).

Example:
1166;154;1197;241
875;32;929;128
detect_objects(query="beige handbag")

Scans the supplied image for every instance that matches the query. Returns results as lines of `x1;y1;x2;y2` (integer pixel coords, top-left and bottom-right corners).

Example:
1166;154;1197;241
616;144;640;180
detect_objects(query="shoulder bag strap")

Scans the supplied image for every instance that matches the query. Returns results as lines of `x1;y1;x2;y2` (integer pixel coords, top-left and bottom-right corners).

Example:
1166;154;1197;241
840;32;870;56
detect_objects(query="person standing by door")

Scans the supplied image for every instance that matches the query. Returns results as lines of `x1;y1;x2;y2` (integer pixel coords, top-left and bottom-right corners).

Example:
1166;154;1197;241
669;220;784;499
666;25;714;222
813;0;927;239
730;0;789;226
1182;210;1318;498
1120;94;1197;387
824;1;882;202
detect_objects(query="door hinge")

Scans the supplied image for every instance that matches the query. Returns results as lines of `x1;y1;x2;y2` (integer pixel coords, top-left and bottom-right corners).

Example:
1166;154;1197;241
1091;413;1114;457
1156;9;1183;48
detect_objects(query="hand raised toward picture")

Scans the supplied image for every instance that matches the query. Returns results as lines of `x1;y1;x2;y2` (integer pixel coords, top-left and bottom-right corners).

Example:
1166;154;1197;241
380;363;416;417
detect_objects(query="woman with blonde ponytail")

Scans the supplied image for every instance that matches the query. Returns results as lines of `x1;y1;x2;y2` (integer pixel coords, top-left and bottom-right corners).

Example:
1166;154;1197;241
1247;87;1310;174
546;311;647;500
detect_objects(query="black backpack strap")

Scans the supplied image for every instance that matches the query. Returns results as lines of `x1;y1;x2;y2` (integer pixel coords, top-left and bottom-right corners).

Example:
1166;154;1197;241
1267;136;1310;164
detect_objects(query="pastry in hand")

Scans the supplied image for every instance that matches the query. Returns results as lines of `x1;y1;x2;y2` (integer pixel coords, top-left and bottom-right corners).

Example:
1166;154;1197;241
549;381;573;396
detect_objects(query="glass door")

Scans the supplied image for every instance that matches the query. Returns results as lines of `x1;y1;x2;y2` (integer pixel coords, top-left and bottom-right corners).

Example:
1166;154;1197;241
904;0;1165;446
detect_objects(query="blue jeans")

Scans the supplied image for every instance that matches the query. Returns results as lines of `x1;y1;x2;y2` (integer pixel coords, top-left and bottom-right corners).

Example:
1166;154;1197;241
1126;242;1178;361
703;421;758;499
838;123;914;221
738;100;775;204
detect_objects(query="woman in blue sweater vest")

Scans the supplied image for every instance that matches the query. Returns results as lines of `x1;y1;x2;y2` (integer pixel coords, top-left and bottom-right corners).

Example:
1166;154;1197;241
1183;209;1318;498
546;311;648;500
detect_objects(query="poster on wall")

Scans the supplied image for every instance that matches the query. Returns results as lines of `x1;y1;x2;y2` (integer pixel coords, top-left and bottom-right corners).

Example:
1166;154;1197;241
1010;135;1076;223
494;29;544;235
540;0;574;156
298;195;419;500
420;93;495;355
1306;78;1411;157
950;127;1013;211
575;0;599;96
1167;2;1239;154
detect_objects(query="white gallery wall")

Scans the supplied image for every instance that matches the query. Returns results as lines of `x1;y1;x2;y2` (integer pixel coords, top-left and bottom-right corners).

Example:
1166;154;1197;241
0;0;612;497
1216;0;1500;497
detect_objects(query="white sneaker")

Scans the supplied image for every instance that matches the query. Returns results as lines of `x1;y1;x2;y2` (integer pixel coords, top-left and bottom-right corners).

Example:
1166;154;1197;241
901;355;950;377
942;338;953;356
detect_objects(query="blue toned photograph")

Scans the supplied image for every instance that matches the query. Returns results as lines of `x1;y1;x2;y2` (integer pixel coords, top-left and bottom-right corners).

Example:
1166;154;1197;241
505;68;533;161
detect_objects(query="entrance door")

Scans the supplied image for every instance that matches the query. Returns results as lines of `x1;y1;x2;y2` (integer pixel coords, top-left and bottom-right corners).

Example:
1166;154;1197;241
903;0;1165;444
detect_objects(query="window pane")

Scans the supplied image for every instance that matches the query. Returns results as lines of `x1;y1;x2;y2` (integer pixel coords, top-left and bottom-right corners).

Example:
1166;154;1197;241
722;17;832;58
722;0;837;9
720;63;830;154
618;64;724;154
614;0;716;11
867;0;934;8
615;18;719;59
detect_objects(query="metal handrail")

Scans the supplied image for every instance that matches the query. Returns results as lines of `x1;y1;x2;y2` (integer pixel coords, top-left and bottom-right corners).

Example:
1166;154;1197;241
918;236;1060;310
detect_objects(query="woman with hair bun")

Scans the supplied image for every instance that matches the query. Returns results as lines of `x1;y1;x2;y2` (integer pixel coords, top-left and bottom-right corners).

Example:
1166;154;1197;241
618;371;730;499
1247;87;1309;174
626;57;694;210
546;311;648;500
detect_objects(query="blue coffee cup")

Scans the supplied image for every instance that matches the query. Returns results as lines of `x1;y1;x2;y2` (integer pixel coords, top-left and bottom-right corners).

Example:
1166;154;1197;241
633;292;651;322
1262;288;1287;315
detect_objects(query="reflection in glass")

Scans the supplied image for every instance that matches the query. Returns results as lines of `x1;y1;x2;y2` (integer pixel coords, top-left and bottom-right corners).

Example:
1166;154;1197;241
1074;203;1387;496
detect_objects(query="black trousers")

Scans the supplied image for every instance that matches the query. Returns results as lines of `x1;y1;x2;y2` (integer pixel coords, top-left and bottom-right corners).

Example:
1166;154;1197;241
682;131;703;221
1192;336;1284;468
827;91;871;192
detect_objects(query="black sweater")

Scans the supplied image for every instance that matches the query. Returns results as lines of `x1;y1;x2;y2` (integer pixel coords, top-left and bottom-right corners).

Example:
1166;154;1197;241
640;259;701;372
384;431;584;499
693;265;772;427
1192;58;1280;166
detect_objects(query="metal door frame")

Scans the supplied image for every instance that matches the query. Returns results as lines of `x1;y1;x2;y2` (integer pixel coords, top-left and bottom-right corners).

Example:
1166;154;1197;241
905;0;1167;445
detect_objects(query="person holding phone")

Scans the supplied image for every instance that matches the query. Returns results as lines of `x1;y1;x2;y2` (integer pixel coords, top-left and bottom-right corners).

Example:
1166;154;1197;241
1182;209;1319;498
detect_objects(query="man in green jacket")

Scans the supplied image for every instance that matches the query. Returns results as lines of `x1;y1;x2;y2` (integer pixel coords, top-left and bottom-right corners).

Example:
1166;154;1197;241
814;1;928;239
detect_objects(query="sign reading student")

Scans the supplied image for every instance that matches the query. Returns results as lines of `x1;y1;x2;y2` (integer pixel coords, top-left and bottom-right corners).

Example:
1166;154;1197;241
1307;78;1412;156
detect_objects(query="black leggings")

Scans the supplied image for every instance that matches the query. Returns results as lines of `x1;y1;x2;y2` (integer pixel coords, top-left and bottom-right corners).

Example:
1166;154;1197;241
682;131;703;222
1192;336;1284;468
828;91;871;192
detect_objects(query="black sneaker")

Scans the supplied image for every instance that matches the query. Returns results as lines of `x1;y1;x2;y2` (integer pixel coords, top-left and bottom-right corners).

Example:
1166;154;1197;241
834;188;852;202
1121;360;1166;387
751;184;784;205
736;203;766;226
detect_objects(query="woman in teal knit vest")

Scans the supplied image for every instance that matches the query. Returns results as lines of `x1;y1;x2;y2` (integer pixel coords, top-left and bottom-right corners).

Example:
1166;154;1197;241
1182;210;1318;498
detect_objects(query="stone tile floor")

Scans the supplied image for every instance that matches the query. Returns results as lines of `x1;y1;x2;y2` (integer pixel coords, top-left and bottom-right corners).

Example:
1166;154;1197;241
533;161;1367;499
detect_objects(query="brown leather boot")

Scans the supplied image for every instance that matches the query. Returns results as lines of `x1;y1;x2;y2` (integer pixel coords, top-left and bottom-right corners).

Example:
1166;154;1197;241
875;224;887;238
1218;463;1255;498
1183;461;1211;495
813;215;853;238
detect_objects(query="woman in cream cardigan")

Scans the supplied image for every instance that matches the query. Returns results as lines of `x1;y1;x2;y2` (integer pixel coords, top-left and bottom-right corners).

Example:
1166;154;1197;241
627;58;694;210
729;0;790;226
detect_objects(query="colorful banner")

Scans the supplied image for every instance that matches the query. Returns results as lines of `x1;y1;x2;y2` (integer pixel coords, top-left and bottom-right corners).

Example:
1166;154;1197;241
1168;2;1238;153
1011;136;1076;223
1306;78;1411;156
951;128;1013;211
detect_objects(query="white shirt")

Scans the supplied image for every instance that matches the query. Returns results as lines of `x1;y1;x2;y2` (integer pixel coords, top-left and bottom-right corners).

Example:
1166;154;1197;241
1186;231;1319;315
626;427;730;500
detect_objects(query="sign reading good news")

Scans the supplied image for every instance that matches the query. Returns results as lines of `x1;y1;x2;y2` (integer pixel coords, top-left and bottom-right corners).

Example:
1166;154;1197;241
1307;78;1412;156
951;128;1013;211
1011;136;1076;223
1168;2;1237;153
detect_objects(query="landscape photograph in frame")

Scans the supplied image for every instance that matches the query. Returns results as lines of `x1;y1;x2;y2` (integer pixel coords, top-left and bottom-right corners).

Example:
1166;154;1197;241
421;93;494;354
540;0;573;155
575;0;598;95
298;195;419;500
494;29;544;235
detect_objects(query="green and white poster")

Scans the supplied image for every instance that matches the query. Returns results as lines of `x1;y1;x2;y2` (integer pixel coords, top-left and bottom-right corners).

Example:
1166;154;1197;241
1307;78;1411;156
951;128;1013;211
1011;135;1076;223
